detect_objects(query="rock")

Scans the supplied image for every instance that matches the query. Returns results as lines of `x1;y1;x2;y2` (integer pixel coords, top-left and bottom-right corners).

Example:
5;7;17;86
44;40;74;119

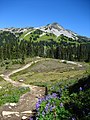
71;67;74;69
78;64;82;67
0;74;4;77
9;106;12;109
0;86;2;89
19;79;24;82
60;60;65;62
21;110;32;114
5;103;9;106
15;114;20;117
36;56;40;58
2;111;19;116
22;116;27;120
10;103;16;106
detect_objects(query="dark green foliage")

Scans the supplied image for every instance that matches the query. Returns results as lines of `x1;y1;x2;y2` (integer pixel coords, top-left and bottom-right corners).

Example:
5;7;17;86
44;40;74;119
33;75;90;120
0;31;90;62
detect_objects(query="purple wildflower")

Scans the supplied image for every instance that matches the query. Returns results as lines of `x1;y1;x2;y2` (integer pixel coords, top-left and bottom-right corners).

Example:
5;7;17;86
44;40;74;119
38;98;43;103
42;111;45;117
52;105;56;109
50;105;56;111
45;103;49;112
36;102;40;110
79;87;83;91
60;102;63;107
52;93;57;98
72;117;76;120
45;94;52;100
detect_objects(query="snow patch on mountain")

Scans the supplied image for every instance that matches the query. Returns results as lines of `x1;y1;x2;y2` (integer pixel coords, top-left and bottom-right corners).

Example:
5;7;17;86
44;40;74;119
0;23;78;39
39;23;77;39
39;32;46;37
24;30;34;37
0;27;33;34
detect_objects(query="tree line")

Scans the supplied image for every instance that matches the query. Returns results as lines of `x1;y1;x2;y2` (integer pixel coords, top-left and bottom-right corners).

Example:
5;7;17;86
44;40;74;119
0;31;90;63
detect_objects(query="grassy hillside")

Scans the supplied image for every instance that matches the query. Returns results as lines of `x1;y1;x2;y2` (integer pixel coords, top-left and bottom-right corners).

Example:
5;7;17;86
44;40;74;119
11;58;88;87
19;29;33;40
19;29;90;44
19;29;57;42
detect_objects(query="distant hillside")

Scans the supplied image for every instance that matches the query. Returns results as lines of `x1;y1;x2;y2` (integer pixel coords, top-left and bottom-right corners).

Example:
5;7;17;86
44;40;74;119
0;23;90;62
0;22;90;42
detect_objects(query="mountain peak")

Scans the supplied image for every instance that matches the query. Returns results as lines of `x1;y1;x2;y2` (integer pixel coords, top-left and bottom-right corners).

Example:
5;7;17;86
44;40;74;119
47;22;64;31
39;22;77;38
51;22;59;26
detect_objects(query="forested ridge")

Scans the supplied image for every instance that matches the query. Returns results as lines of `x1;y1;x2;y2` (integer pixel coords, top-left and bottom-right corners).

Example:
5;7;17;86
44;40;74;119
0;30;90;62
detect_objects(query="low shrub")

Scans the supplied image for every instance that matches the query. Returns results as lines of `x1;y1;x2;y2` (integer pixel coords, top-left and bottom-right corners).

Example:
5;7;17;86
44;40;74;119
30;93;71;120
0;85;30;106
30;75;90;120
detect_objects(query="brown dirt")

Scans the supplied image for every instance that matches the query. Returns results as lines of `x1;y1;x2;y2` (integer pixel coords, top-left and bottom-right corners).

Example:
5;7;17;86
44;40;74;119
0;60;45;120
0;86;45;120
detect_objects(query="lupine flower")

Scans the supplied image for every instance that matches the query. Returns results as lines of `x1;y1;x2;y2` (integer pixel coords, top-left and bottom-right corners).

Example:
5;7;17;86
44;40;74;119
50;105;53;111
52;93;57;98
35;92;61;119
50;105;56;111
52;105;56;109
79;87;83;91
72;117;76;120
42;111;45;117
36;102;40;110
45;94;52;100
60;102;63;107
38;97;45;104
45;104;49;112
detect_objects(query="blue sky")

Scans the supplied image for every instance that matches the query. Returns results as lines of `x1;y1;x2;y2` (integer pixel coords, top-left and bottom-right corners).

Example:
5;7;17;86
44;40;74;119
0;0;90;37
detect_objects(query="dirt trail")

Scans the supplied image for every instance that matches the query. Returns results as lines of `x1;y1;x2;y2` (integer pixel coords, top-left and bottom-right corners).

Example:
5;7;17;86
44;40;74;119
0;60;42;90
0;59;45;120
0;59;82;120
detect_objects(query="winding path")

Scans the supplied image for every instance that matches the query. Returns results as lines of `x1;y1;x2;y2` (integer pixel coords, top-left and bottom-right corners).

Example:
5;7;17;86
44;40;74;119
0;60;42;91
0;59;46;120
0;59;82;89
0;59;83;120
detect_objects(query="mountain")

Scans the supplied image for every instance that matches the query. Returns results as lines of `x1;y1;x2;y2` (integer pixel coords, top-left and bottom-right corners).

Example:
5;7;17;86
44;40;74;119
0;22;78;39
0;22;90;62
0;22;90;42
39;22;77;39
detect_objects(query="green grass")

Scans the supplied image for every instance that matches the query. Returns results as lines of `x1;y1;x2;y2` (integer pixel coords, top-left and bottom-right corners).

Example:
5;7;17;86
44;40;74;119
20;29;57;42
11;58;87;87
19;29;33;40
0;57;42;74
20;29;42;41
37;33;56;42
11;70;85;86
0;76;30;106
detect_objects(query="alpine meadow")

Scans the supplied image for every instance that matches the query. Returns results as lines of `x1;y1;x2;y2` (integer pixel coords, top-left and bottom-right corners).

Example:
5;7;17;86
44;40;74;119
0;0;90;119
0;22;90;120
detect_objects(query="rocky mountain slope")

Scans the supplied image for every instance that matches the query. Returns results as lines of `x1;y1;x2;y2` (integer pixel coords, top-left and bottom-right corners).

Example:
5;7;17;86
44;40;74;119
0;22;90;47
39;23;77;39
1;22;89;41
